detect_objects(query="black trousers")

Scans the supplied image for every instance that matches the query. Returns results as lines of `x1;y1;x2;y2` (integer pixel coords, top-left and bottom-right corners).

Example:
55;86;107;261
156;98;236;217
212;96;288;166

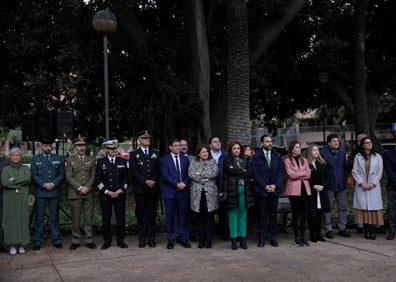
196;191;214;242
100;195;126;244
134;193;158;243
289;186;310;238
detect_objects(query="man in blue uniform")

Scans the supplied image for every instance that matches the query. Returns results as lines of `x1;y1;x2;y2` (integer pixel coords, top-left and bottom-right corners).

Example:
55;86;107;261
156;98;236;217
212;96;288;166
31;137;66;250
129;130;161;248
96;140;129;249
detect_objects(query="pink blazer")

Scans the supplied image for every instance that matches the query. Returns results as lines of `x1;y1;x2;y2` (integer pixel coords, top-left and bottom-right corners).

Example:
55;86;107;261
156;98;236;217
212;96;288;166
284;157;311;196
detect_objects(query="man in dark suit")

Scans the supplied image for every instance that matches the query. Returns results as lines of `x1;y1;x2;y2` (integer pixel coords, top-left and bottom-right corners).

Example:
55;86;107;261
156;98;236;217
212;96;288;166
129;130;161;248
95;140;129;249
160;139;191;249
252;134;285;248
383;139;396;240
0;157;9;252
320;133;350;239
31;137;66;250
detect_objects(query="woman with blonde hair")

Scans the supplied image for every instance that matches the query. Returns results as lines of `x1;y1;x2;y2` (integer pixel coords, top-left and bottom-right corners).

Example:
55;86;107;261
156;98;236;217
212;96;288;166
307;144;330;242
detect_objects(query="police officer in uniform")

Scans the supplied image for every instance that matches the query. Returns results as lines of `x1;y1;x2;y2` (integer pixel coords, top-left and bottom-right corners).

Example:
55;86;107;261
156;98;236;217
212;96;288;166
66;137;97;250
95;140;129;249
129;130;161;247
31;137;66;250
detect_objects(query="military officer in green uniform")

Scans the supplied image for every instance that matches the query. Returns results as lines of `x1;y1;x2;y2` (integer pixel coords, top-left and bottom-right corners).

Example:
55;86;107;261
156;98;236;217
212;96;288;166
31;137;66;250
66;137;97;250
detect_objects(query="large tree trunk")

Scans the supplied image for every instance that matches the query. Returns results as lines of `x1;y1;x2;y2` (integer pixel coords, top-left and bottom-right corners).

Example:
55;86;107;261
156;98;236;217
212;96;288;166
183;0;211;144
353;0;369;136
226;0;250;145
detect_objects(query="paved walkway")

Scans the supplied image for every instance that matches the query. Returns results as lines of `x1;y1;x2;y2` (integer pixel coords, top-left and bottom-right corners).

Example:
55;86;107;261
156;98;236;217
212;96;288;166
0;230;395;282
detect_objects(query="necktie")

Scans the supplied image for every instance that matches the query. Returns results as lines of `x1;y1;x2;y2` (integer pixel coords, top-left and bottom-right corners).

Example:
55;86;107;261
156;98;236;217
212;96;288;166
45;155;50;162
111;158;114;164
145;149;149;157
174;155;181;181
265;151;271;167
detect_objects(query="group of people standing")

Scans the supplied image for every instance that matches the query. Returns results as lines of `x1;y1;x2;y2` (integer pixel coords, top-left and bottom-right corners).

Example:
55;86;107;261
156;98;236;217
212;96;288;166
0;131;395;255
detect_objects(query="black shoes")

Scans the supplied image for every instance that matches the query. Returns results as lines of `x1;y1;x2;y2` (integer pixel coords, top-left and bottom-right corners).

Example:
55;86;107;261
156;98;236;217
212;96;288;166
139;242;146;248
257;238;265;248
387;232;395;240
54;243;63;249
86;243;97;249
198;241;205;249
117;241;128;248
179;240;191;248
294;237;304;247
167;240;174;249
338;230;351;238
33;244;41;251
101;243;111;249
300;237;310;246
325;231;335;239
69;243;79;250
269;239;279;247
148;241;156;247
317;235;326;242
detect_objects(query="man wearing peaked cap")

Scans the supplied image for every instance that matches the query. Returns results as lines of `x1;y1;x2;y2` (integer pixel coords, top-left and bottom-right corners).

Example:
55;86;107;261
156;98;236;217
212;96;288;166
73;137;86;145
102;140;119;149
66;136;97;250
137;130;151;139
129;130;161;248
95;139;128;249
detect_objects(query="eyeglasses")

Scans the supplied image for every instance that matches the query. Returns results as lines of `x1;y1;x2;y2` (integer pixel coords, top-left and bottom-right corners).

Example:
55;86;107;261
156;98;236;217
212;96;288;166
363;141;372;144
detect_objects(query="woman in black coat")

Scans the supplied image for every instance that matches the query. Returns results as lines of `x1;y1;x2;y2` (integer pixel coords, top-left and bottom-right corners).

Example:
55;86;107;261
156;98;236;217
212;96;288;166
307;144;331;242
221;141;254;250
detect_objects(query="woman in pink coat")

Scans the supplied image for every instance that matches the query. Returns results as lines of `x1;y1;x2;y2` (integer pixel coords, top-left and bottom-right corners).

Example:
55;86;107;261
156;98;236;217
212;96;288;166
284;141;312;247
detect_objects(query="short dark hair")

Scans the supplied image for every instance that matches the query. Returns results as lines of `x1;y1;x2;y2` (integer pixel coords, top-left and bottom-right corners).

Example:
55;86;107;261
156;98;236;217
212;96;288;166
208;136;220;144
168;139;180;147
260;134;272;143
326;133;339;143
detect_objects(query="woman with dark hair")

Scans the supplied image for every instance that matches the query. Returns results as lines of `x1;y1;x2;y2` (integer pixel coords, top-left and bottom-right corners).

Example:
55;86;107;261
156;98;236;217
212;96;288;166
1;148;31;255
352;137;384;239
221;141;254;250
188;145;218;248
284;141;312;247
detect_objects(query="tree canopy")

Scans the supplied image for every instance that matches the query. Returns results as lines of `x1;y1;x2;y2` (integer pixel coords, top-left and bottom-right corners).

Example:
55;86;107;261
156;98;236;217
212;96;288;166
1;0;395;152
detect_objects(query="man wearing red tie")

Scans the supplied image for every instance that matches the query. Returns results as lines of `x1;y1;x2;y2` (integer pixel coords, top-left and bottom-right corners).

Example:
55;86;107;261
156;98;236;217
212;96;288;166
160;139;191;249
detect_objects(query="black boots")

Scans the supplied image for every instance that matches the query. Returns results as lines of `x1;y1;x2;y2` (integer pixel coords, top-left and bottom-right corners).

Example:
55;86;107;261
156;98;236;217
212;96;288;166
240;237;247;249
231;238;237;250
364;224;376;240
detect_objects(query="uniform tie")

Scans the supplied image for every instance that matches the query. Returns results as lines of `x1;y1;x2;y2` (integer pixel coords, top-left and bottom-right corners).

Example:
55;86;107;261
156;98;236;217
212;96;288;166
145;149;149;157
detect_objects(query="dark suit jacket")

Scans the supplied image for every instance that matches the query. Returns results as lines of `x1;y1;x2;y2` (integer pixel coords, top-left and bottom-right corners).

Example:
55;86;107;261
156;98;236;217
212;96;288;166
160;154;190;200
252;149;285;196
95;156;128;198
320;147;347;191
30;153;66;198
384;147;396;192
129;147;161;195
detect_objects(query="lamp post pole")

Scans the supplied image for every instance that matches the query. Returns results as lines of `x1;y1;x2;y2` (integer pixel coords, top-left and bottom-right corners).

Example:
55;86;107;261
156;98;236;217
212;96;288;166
318;72;329;146
93;10;117;140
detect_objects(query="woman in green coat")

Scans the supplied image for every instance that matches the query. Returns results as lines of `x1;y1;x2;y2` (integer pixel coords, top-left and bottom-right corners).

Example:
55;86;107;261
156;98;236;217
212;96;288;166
1;148;31;255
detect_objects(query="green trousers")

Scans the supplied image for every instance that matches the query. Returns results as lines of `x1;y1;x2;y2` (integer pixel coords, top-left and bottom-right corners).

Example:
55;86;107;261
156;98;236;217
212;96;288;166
228;185;247;238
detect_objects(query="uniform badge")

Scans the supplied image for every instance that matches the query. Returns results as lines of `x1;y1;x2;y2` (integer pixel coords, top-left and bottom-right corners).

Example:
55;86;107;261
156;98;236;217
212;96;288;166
136;154;140;158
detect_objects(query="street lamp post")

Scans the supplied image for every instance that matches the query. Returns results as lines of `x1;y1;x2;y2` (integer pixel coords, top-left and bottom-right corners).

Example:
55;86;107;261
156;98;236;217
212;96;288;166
93;9;117;140
318;72;329;146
